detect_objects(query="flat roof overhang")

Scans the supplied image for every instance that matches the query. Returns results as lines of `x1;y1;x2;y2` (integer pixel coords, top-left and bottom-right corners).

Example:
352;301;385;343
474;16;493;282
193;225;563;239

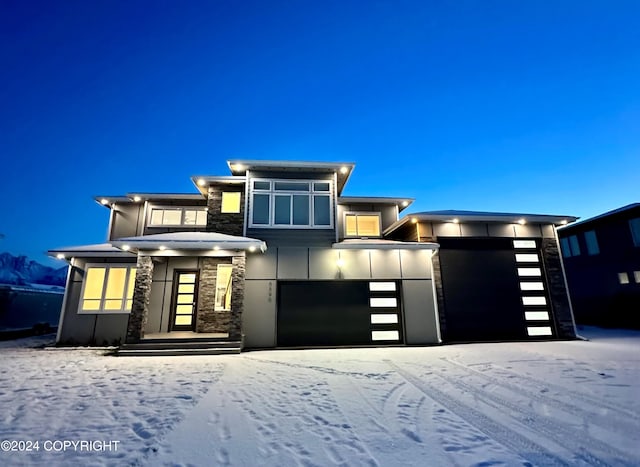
332;239;439;250
226;159;356;195
109;232;267;254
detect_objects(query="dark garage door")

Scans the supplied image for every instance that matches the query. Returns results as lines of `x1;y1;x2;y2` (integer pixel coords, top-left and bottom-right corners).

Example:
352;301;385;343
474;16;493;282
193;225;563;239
438;238;529;342
277;281;403;347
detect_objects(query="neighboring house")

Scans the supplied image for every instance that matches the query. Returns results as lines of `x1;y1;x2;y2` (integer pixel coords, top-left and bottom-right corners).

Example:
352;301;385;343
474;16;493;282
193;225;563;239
558;203;640;329
0;284;63;337
49;160;578;354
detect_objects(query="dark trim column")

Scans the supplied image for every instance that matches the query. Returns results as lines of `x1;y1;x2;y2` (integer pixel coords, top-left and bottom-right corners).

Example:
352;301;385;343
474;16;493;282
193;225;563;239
126;255;153;343
541;238;577;339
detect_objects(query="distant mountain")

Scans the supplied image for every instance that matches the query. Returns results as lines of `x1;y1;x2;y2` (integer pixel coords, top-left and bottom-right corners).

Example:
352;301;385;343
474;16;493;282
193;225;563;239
0;252;67;287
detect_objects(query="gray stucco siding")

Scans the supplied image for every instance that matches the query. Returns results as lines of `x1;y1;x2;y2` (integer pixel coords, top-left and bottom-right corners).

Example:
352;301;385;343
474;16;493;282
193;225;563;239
110;203;144;240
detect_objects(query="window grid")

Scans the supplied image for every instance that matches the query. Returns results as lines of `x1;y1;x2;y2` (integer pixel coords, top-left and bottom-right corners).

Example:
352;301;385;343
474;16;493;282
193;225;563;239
79;265;137;314
149;207;207;227
249;179;333;229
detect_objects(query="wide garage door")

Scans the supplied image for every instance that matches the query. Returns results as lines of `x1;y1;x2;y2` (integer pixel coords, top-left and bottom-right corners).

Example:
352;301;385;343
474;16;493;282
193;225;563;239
439;238;551;342
277;280;403;347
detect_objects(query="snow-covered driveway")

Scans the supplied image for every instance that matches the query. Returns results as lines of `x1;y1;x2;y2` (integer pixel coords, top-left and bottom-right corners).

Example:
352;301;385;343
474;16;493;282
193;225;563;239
1;328;639;466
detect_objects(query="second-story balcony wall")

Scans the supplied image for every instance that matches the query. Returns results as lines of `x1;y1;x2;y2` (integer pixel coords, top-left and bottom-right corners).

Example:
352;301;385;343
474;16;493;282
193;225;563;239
206;183;245;236
245;170;337;247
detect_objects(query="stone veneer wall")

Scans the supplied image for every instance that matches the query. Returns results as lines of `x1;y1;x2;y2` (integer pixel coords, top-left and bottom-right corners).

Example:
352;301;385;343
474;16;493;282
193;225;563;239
196;254;246;340
541;238;577;339
126;255;154;343
206;184;245;236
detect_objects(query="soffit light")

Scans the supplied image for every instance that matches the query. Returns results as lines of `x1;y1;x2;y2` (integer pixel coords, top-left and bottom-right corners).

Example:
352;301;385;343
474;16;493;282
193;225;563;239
100;198;109;205
133;196;142;202
230;164;245;172
452;218;460;224
401;201;409;207
339;166;348;174
518;219;527;225
213;246;220;251
159;245;167;251
56;253;65;260
122;245;131;251
248;246;256;252
560;219;568;225
197;178;206;187
411;218;418;224
336;258;345;268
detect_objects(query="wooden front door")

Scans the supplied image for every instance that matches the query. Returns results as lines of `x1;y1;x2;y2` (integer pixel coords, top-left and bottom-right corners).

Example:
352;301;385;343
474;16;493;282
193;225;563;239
171;270;199;331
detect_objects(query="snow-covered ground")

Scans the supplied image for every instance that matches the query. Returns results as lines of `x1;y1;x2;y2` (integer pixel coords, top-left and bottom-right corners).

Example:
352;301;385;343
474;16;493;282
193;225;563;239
0;327;639;466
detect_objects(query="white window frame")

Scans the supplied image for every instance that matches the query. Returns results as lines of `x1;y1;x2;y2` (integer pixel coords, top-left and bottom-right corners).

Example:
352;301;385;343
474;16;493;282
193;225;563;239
78;264;137;314
343;212;382;238
148;206;207;227
248;178;334;229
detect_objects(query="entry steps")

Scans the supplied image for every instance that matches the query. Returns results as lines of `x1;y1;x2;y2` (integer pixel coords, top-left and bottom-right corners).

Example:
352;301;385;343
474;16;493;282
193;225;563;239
116;337;241;356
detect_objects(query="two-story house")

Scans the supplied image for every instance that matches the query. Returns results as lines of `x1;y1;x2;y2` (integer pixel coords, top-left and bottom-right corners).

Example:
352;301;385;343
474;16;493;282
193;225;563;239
49;160;578;354
558;203;640;329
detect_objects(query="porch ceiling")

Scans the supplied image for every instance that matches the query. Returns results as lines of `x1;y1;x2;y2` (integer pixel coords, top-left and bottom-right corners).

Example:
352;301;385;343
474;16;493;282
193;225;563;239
110;231;267;253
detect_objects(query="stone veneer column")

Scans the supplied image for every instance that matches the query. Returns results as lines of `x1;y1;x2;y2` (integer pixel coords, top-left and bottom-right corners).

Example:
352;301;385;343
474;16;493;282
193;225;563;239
206;185;244;236
229;254;246;341
126;255;153;343
541;238;577;339
195;254;246;341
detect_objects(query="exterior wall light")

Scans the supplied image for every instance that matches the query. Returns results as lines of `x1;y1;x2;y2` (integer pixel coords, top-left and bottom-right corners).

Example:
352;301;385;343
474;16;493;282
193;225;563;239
336;258;345;268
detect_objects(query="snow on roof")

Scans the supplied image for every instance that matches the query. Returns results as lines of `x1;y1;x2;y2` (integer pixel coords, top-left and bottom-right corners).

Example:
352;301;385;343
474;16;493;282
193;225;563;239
47;243;133;259
110;232;267;252
332;239;439;250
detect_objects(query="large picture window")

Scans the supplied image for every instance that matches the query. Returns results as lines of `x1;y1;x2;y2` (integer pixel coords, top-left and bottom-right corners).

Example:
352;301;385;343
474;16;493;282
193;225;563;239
149;208;207;226
249;179;333;228
80;265;137;313
344;213;382;237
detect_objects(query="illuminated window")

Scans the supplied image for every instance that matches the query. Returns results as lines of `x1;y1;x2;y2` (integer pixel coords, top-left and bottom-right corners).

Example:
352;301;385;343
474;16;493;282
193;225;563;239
80;265;137;313
221;192;241;213
618;272;630;285
345;213;381;237
149;208;207;226
214;264;233;311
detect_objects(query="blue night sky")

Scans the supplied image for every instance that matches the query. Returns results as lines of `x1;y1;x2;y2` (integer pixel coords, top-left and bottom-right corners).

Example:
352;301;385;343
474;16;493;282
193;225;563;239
1;1;639;266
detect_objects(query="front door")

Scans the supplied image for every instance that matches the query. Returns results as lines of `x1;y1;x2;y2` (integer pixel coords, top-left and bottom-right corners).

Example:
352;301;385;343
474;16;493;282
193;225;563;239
171;270;199;331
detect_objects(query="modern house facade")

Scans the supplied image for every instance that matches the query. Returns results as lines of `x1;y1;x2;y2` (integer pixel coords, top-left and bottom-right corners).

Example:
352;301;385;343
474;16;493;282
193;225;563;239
49;160;578;353
558;203;640;329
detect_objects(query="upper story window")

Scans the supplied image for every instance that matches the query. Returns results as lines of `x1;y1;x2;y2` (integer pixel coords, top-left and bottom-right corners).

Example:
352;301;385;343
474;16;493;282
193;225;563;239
80;265;137;314
221;192;241;213
344;212;382;238
630;218;640;247
584;230;599;255
249;179;333;228
149;207;207;227
560;235;581;258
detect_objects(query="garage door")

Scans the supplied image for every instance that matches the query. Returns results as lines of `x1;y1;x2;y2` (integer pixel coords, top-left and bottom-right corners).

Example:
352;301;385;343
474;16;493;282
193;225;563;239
438;238;553;342
277;281;403;347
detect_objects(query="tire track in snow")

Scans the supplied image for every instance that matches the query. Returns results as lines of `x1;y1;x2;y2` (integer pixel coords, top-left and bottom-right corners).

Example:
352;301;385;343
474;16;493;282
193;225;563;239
441;357;640;438
483;363;640;421
385;360;572;467
433;363;631;466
